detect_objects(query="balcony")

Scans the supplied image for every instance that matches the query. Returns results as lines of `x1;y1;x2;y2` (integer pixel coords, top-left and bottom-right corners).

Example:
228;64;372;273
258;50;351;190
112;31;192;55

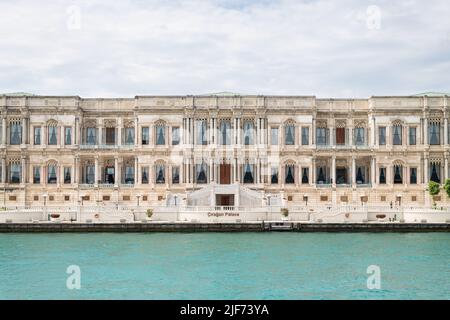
356;183;372;188
316;183;332;188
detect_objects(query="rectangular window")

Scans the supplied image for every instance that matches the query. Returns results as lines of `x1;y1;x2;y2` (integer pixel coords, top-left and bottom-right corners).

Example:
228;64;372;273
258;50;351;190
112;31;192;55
196;120;208;145
65;127;72;145
410;167;417;184
63;167;71;184
33;166;40;184
354;128;365;145
9;163;21;183
155;164;165;183
302;168;309;184
271;167;278;184
124;127;135;145
243;121;254;145
141;166;149;184
124;166;134;184
86;127;96;145
270;128;278;145
156;125;166;145
393;126;402;145
10;122;22;145
284;125;295;145
48;126;57;145
378;127;386;145
409;127;416;145
220;121;231;145
172;166;180;184
47;166;57;184
301;127;309;145
379;167;386;184
34;127;41;145
105;127;116;145
142;127;149;145
429;122;440;145
316;128;327;145
85;165;95;184
171;127;180;145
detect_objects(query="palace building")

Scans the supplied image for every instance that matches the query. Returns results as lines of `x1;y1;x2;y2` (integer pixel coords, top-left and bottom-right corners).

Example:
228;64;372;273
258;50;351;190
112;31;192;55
1;93;449;209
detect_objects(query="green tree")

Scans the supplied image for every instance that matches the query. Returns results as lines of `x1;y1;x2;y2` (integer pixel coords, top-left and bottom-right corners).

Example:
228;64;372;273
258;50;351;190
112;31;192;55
428;181;440;196
444;179;450;197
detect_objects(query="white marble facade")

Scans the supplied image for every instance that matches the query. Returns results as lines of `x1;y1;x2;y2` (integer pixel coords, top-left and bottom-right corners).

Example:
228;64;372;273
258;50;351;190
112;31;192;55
0;93;449;208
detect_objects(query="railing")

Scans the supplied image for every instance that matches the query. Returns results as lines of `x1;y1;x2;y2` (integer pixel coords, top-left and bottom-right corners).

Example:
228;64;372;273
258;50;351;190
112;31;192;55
99;183;115;188
316;183;332;188
120;183;135;188
356;183;372;188
79;183;95;188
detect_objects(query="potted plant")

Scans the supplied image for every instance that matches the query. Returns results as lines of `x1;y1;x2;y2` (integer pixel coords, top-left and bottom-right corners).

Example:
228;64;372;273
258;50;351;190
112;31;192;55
281;208;289;221
50;213;60;221
146;208;154;221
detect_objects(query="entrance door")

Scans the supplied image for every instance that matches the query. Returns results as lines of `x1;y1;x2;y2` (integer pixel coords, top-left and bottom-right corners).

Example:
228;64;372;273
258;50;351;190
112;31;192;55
220;164;231;184
216;194;235;206
336;128;345;145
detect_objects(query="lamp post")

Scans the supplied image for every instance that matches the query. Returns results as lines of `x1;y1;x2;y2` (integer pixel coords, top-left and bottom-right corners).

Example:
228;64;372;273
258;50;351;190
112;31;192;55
42;192;48;221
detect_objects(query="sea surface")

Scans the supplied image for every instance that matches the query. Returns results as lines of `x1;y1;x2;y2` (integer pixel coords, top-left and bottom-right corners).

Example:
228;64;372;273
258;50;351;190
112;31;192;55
0;232;449;299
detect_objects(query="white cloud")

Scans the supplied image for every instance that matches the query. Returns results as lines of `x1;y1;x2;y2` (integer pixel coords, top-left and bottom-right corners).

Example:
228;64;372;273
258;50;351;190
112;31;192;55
0;0;449;98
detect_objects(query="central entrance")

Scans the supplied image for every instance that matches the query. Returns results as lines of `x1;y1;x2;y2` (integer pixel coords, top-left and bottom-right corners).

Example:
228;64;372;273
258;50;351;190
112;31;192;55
220;164;231;184
216;194;235;206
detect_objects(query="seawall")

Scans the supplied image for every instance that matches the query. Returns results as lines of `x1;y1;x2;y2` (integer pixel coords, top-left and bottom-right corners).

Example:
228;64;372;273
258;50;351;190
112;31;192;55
0;222;449;233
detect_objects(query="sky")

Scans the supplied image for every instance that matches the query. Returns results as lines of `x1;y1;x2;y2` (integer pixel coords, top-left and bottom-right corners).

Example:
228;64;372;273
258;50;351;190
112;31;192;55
0;0;449;98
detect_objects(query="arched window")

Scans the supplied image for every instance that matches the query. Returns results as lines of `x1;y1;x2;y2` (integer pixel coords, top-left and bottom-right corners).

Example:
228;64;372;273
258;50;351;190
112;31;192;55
124;161;135;184
317;166;326;184
155;163;165;184
47;121;58;145
85;164;95;184
9;160;21;183
393;165;403;184
9;120;22;145
285;164;295;184
271;167;278;184
243;163;254;184
392;121;402;145
243;121;254;145
429;120;441;145
220;120;231;145
284;123;295;145
155;123;166;145
196;120;208;145
47;163;57;184
430;161;441;183
195;162;208;183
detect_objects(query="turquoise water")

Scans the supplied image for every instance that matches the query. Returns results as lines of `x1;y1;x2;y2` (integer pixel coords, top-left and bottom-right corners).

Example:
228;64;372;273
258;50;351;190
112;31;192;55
0;233;449;300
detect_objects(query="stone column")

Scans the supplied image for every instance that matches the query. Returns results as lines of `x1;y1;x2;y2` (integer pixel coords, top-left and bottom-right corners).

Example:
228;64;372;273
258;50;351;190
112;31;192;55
21;117;26;145
424;117;428;145
352;156;356;187
134;116;139;147
371;157;376;186
135;157;139;185
1;117;6;145
117;119;122;146
209;158;214;183
94;157;99;186
312;158;316;185
98;124;103;146
1;157;5;183
445;117;448;145
237;118;241;145
75;117;80;146
74;157;79;184
445;156;449;180
21;157;26;184
349;126;354;146
331;156;336;187
371;116;376;146
424;157;429;183
114;157;120;186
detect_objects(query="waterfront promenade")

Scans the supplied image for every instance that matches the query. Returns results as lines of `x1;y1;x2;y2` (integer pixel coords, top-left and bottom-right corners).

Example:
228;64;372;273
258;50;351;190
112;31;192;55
1;204;450;232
